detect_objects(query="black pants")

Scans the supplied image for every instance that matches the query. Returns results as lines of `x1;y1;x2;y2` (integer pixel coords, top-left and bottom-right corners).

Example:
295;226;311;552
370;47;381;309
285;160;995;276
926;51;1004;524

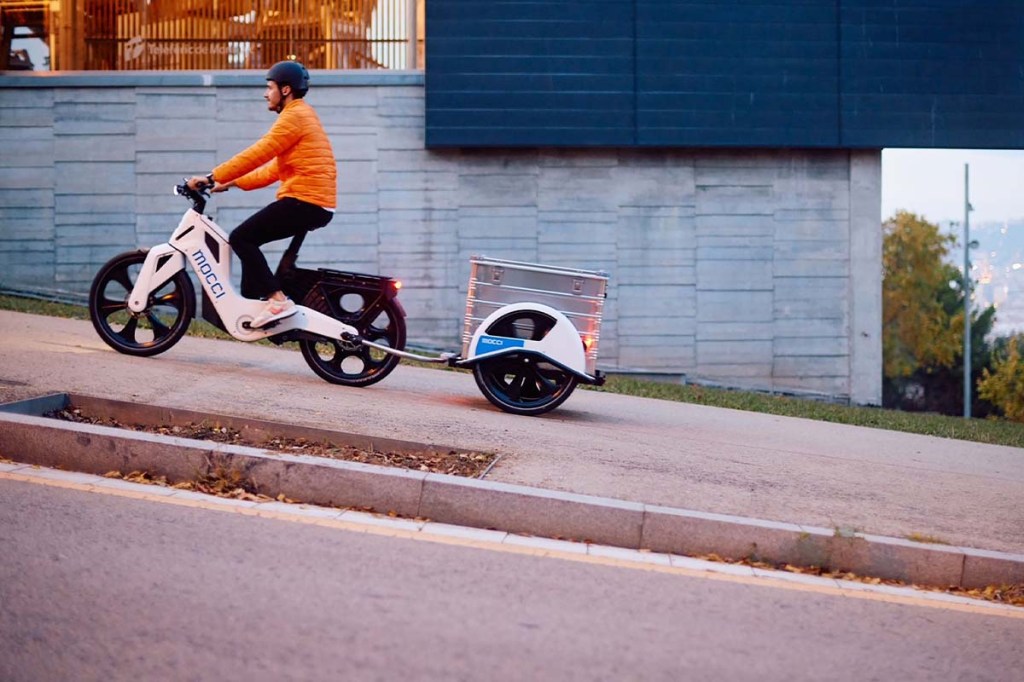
230;197;333;299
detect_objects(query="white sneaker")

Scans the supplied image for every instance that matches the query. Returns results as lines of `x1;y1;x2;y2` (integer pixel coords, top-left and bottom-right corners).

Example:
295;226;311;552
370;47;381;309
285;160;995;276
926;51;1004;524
250;298;296;328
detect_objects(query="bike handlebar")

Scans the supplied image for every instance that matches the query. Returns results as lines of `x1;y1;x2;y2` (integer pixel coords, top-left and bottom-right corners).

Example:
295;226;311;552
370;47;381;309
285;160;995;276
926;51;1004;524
174;179;209;214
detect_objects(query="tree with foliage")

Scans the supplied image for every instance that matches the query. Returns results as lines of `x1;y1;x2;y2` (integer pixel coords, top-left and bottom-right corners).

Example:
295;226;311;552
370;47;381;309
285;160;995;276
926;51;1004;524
978;334;1024;422
883;211;963;378
882;211;997;415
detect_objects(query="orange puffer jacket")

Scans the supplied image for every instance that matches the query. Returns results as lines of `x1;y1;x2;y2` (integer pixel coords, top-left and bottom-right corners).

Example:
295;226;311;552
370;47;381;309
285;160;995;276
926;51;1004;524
213;99;337;209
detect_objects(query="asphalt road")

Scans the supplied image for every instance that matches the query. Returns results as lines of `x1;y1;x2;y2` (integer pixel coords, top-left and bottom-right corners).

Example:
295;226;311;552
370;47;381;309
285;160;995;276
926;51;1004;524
1;310;1022;554
2;476;1021;682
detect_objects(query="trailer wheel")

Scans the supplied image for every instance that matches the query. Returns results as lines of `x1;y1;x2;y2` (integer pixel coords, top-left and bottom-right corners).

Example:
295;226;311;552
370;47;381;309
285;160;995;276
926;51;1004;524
473;352;578;416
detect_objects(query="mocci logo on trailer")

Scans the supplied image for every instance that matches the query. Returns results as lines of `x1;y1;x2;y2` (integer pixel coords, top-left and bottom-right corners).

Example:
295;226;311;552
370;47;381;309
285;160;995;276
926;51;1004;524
475;335;525;353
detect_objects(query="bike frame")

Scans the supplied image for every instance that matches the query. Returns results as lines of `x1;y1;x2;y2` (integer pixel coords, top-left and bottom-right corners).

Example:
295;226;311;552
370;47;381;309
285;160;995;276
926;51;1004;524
127;203;360;343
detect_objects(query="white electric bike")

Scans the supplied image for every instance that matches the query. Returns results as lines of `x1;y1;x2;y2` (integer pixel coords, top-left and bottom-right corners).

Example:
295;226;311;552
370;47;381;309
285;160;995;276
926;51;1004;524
89;181;405;387
89;181;607;415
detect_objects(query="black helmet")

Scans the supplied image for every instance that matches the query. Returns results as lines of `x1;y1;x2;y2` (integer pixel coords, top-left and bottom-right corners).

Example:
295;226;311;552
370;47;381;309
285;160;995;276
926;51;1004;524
266;60;309;97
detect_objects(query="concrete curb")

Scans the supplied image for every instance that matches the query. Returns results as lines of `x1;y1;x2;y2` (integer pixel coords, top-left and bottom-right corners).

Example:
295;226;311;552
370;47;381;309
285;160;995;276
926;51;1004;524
2;393;1022;590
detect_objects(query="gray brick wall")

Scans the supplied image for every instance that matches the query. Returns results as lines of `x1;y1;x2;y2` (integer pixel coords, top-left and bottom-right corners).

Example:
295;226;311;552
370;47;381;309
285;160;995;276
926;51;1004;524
0;73;881;404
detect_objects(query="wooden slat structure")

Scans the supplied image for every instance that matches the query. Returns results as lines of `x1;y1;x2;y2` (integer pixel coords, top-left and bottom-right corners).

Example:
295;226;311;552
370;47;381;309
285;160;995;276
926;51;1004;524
0;0;424;70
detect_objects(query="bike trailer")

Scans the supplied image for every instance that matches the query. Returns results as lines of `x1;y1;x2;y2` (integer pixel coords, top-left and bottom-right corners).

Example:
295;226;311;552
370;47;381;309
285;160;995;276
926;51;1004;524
460;256;609;378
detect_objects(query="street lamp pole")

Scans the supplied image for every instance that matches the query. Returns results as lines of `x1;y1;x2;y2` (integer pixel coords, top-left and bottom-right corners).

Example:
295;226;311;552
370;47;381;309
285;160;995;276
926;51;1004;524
963;163;972;419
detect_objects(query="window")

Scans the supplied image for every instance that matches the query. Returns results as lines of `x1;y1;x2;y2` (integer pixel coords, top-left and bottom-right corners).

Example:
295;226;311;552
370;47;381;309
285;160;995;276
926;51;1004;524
0;0;424;71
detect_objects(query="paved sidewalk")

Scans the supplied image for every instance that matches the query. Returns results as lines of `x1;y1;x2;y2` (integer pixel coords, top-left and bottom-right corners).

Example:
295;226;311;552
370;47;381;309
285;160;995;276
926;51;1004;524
1;310;1022;557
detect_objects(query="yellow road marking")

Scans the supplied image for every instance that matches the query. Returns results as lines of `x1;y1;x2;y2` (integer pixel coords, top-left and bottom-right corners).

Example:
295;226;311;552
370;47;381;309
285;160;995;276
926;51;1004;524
3;469;1021;620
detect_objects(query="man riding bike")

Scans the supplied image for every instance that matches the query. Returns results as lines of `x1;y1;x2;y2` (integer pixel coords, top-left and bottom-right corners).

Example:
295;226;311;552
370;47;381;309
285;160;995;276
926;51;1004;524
187;60;337;328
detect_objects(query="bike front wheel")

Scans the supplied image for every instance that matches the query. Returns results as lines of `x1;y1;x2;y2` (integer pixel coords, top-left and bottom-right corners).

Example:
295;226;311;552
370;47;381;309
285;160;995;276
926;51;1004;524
89;250;195;357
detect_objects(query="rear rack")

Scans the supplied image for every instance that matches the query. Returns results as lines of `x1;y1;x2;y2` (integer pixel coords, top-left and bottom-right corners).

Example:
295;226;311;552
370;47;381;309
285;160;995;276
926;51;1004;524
315;267;400;292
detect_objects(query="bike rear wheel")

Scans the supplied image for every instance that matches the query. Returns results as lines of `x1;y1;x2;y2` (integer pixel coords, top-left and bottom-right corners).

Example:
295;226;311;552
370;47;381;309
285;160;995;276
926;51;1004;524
298;291;405;387
89;250;195;357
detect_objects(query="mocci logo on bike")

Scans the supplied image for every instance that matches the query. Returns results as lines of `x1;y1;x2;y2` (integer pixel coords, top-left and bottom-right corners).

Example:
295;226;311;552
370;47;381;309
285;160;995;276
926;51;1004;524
192;249;226;299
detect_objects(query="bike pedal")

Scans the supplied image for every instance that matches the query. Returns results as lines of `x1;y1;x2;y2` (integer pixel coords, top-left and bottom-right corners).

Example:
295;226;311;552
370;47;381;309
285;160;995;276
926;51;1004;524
241;320;280;331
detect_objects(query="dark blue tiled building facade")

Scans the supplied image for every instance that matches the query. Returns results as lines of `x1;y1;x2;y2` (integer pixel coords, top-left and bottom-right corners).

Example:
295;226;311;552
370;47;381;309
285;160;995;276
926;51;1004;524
426;0;1024;149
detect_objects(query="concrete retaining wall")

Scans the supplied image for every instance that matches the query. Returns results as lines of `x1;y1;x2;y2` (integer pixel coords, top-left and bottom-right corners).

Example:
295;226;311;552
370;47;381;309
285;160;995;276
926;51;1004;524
0;72;882;403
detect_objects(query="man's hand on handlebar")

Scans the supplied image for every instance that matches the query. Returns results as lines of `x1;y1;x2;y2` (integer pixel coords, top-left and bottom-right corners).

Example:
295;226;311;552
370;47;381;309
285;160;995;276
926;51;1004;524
186;175;233;193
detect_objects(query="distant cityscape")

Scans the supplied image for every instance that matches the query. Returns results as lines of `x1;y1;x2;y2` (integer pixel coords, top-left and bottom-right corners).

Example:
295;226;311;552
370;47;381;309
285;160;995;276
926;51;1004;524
949;218;1024;338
